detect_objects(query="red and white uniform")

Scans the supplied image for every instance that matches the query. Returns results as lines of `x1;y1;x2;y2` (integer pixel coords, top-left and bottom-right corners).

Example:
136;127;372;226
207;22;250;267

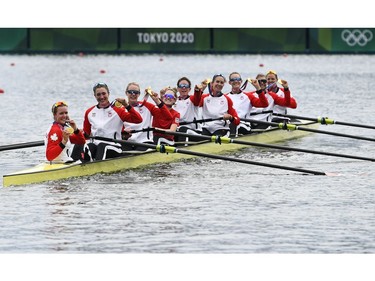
45;122;86;162
174;91;202;130
272;88;297;114
199;93;240;134
226;91;268;118
124;101;172;143
83;104;142;145
249;89;296;122
142;102;180;141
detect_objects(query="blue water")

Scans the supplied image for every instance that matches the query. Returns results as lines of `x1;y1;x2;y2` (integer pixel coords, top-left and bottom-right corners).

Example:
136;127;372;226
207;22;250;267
0;54;375;280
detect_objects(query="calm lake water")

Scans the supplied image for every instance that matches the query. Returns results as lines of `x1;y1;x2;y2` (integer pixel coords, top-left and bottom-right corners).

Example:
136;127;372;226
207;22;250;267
0;54;374;280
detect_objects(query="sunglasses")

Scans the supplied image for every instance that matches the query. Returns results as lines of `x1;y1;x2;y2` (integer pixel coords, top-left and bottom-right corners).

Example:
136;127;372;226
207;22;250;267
229;77;242;82
258;79;267;83
93;82;108;91
213;74;225;80
163;93;176;99
127;90;140;95
178;84;190;89
51;101;68;113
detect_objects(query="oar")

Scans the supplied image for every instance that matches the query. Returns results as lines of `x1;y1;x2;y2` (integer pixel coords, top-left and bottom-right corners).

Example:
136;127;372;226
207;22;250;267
92;136;328;175
0;140;44;152
179;117;224;126
249;110;273;116
272;113;375;130
127;117;224;134
242;118;375;142
154;129;375;162
129;127;155;134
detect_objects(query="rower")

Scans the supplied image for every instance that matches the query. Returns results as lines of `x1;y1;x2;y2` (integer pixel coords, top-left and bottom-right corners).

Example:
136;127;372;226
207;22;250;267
83;82;143;160
199;74;240;137
45;101;86;163
248;71;297;129
225;72;268;137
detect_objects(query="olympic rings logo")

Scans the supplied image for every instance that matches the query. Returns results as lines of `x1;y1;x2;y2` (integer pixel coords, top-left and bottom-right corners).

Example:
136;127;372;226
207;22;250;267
341;29;373;47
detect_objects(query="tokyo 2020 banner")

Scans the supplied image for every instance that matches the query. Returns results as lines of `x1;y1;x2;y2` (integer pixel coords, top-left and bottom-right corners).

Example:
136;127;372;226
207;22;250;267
0;28;375;53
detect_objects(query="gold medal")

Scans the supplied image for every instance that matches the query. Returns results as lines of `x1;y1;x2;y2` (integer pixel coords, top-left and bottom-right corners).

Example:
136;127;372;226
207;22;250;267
114;101;123;108
65;127;74;135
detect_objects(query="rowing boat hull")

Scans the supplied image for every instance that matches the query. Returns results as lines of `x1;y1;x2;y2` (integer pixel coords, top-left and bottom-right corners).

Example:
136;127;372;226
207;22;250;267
3;122;319;187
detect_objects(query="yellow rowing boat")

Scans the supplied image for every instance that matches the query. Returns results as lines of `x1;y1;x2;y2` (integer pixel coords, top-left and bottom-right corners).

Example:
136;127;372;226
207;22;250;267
3;122;319;187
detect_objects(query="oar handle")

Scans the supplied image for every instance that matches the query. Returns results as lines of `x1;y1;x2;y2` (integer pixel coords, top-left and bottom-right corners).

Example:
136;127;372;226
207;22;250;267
129;127;155;134
249;110;274;116
179;117;224;126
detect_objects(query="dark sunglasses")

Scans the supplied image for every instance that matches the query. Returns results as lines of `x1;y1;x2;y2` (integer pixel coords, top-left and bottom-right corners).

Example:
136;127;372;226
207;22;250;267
229;77;242;82
127;90;140;95
258;79;267;83
178;83;190;89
